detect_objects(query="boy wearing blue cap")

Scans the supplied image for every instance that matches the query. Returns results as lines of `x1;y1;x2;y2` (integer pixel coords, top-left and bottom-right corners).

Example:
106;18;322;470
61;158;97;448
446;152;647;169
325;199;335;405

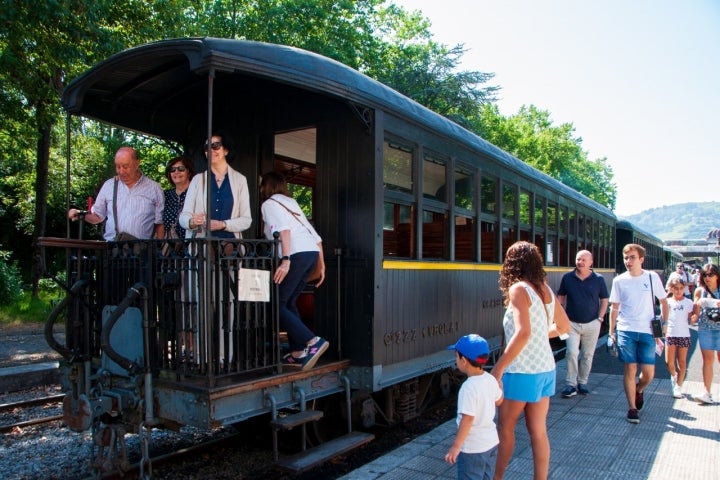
445;334;503;480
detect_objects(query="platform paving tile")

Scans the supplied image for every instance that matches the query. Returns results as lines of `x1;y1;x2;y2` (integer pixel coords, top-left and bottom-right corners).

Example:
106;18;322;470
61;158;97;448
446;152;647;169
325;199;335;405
401;454;452;476
339;352;719;480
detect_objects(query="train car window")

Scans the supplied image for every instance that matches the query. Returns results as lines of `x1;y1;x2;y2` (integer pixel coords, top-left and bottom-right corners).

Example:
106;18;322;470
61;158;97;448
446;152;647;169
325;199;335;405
578;214;586;242
383;141;413;193
422;210;448;259
423;153;447;202
502;226;517;259
519;190;531;225
545;237;556;266
383;202;415;257
455;215;475;261
480;177;497;214
454;168;474;210
288;183;314;220
568;210;576;237
534;197;545;229
559;207;567;234
547;204;557;231
559;237;568;266
502;183;516;220
481;220;498;262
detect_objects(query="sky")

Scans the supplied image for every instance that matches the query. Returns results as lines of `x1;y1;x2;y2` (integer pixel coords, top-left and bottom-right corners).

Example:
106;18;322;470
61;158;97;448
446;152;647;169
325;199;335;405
392;0;720;216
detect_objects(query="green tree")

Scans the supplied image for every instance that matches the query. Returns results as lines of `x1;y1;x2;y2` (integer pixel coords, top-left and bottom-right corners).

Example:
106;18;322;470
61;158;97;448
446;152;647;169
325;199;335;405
475;104;616;209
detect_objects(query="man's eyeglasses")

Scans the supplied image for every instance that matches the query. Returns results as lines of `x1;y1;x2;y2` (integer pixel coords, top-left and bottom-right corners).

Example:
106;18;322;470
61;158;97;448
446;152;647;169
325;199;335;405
168;166;187;173
207;141;223;151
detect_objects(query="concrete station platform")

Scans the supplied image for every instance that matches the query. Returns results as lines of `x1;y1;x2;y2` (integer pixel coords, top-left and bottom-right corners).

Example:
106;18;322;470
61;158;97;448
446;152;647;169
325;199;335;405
340;332;720;480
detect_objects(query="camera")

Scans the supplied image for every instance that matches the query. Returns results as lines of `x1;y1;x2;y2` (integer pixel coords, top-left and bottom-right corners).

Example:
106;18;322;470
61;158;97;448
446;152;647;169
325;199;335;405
708;309;720;322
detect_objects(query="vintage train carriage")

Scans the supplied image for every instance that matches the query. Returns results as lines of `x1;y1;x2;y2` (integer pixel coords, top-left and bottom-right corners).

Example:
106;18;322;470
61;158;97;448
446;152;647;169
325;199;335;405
48;38;618;472
615;220;666;276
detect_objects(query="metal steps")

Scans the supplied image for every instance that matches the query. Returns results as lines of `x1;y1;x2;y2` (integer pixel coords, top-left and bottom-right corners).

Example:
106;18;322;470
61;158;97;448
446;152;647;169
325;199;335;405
276;431;375;473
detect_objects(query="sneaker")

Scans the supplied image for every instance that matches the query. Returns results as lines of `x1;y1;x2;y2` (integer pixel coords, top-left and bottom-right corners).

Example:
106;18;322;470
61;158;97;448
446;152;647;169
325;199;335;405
672;385;683;399
696;391;714;404
626;408;640;424
577;384;590;395
300;337;329;371
635;387;644;411
281;353;305;368
561;385;577;398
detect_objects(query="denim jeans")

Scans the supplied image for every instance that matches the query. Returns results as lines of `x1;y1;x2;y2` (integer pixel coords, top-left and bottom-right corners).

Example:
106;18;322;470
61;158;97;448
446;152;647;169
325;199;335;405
565;319;602;386
279;251;319;351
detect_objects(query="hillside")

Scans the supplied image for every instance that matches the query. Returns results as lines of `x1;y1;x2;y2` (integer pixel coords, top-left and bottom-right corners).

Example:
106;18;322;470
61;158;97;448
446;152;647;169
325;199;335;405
620;202;720;241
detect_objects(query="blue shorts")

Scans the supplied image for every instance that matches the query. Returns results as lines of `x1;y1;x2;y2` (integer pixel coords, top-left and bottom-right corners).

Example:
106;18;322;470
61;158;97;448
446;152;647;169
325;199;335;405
698;328;720;351
617;330;655;365
502;371;555;402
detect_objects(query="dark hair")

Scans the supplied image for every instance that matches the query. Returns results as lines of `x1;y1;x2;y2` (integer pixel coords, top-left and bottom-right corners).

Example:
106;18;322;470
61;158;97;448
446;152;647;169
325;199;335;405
260;171;291;200
499;241;547;306
699;263;720;290
164;156;195;183
457;351;489;368
208;130;236;162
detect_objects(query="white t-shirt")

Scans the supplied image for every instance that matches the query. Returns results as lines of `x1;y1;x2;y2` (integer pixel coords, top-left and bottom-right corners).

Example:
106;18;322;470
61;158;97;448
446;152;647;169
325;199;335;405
261;194;321;255
456;373;502;453
609;270;665;334
666;296;693;338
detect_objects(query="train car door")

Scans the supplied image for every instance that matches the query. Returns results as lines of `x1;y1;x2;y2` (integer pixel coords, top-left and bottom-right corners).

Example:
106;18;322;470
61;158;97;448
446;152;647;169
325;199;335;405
273;127;318;330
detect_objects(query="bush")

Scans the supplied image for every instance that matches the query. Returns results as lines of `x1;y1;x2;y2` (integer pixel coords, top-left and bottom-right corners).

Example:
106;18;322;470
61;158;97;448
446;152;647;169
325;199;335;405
0;249;24;306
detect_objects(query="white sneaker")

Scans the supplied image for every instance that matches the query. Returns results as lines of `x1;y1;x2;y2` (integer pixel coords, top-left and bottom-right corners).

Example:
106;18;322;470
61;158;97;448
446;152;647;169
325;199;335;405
672;385;683;399
696;391;714;404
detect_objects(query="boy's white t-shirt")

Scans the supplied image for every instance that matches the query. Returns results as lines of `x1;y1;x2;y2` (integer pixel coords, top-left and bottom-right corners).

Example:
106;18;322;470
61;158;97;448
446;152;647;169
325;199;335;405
456;372;502;453
666;296;694;338
609;270;666;334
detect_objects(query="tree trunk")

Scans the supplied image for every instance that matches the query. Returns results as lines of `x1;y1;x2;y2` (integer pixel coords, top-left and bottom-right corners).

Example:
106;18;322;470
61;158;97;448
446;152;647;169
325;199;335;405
31;105;52;297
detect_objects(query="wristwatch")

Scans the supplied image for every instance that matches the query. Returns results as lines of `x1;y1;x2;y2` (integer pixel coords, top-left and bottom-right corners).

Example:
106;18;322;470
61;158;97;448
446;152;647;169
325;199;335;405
281;256;290;261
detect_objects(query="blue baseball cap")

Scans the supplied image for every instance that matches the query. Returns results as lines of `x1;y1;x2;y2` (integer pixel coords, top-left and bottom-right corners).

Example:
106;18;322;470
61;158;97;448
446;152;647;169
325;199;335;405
447;334;490;362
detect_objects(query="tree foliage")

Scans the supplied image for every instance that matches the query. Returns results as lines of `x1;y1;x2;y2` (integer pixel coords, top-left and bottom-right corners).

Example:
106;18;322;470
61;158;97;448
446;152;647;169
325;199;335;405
0;0;617;287
475;104;616;209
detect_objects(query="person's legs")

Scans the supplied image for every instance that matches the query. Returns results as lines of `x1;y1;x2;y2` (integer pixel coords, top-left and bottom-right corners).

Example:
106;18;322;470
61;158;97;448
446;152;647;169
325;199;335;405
665;344;678;378
577;320;602;386
701;348;715;393
564;321;581;387
494;399;525;480
623;362;639;408
524;398;551;480
676;346;688;386
278;252;317;352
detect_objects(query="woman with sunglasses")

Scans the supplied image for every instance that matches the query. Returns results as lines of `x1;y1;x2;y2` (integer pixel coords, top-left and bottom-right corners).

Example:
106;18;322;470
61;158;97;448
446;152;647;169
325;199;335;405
161;156;195;242
692;263;720;404
179;132;252;240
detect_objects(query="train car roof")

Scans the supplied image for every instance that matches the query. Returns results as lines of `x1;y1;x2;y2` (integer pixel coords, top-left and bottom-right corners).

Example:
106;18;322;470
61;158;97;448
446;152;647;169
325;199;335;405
616;219;664;244
62;37;613;217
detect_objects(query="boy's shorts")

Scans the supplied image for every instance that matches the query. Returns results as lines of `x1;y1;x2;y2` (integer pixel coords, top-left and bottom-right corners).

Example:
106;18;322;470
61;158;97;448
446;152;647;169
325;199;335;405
457;445;498;480
502;370;555;402
617;330;655;365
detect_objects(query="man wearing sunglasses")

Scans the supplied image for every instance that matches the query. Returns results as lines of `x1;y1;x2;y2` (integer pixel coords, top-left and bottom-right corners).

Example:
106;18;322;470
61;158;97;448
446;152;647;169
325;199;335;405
68;146;164;240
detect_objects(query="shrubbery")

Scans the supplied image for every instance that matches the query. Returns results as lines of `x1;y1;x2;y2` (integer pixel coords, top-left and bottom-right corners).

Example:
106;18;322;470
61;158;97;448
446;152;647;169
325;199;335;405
0;249;24;306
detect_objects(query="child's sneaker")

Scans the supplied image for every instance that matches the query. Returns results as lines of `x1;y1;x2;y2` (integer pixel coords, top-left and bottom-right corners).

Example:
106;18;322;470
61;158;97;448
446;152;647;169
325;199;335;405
301;337;329;371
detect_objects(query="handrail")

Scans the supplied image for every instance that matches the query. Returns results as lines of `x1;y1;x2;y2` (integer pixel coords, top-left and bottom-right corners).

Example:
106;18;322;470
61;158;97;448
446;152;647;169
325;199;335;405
100;282;147;375
44;279;88;360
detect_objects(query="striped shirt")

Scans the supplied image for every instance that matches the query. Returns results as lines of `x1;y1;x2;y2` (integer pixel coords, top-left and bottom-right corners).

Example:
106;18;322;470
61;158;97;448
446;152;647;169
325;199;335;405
92;174;164;240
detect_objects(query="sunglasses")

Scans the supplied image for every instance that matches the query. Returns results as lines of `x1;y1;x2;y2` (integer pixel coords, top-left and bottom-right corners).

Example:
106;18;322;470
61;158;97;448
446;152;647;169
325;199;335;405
702;272;717;278
168;166;187;173
206;141;223;151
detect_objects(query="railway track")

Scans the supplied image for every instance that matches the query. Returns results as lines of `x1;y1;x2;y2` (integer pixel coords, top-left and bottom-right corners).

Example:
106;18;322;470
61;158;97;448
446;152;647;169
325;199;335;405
0;393;64;433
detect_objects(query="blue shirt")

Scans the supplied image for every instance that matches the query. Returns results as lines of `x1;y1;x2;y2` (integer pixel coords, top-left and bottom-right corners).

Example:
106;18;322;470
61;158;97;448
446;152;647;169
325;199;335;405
557;270;609;323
